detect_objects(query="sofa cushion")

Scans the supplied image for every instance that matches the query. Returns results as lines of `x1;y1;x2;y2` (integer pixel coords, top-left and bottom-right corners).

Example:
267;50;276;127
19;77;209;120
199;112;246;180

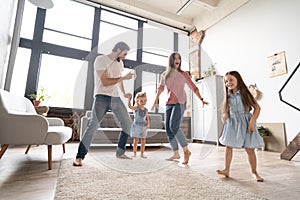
85;111;164;129
149;114;164;129
100;112;120;128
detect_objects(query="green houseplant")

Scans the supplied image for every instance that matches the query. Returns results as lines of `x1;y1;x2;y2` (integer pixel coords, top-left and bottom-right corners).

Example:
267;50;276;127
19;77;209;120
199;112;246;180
28;87;50;106
257;125;271;151
257;126;271;137
202;64;216;77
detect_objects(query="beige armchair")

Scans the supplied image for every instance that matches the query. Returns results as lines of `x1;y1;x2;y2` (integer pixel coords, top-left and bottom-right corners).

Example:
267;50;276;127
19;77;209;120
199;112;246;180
0;89;72;170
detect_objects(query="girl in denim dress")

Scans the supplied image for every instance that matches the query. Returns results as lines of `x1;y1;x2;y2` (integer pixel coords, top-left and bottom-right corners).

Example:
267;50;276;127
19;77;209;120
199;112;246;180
217;71;264;182
128;92;149;158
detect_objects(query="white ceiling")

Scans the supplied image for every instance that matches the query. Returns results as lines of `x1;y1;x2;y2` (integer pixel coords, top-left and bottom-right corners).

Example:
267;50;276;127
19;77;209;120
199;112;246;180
83;0;250;33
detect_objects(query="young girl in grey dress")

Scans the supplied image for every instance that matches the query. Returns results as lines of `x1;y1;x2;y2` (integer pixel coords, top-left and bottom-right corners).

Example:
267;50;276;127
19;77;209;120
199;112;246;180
128;92;149;158
217;71;264;182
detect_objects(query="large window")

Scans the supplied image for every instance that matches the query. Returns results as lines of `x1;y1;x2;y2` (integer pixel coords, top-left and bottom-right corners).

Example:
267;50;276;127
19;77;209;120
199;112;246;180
38;54;87;109
8;0;190;112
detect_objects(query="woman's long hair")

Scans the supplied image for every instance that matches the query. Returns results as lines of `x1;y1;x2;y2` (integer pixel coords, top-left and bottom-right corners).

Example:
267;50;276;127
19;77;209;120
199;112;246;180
163;52;183;82
221;71;257;113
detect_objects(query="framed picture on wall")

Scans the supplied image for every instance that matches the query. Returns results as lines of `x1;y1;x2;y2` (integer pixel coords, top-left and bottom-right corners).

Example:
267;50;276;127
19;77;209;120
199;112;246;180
268;51;287;77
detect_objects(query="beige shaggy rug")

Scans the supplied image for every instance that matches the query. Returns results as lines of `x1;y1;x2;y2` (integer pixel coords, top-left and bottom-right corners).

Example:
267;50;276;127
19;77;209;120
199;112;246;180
55;155;266;200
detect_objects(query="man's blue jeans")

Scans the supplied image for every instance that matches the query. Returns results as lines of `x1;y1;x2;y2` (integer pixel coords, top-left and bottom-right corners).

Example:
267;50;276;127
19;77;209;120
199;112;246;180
165;104;188;151
76;94;132;159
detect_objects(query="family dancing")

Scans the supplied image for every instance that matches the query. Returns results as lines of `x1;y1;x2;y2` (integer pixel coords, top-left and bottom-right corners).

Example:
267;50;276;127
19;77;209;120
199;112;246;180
73;41;264;182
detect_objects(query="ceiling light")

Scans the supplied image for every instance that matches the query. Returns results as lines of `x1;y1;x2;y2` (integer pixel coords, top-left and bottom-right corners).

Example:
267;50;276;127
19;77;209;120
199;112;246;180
28;0;54;9
176;0;194;15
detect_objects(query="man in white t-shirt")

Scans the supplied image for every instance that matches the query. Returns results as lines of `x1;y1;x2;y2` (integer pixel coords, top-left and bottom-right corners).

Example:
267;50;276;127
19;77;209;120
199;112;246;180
73;42;134;166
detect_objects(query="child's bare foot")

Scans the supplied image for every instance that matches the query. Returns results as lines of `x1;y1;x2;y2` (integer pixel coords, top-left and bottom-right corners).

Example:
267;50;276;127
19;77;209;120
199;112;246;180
252;173;264;182
216;169;229;177
133;153;136;157
182;150;191;165
141;154;147;159
165;154;180;161
73;158;82;167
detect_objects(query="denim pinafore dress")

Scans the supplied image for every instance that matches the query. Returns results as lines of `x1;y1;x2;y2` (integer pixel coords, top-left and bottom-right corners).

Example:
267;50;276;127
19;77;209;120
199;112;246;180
219;91;264;148
131;107;148;138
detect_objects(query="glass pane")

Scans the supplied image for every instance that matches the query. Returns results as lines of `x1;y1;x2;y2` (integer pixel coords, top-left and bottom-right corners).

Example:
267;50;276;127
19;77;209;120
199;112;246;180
45;0;94;38
43;29;91;51
178;34;190;71
98;22;137;59
10;48;31;96
143;23;173;54
38;54;88;109
119;68;134;112
101;10;138;30
142;71;167;113
20;0;37;39
141;71;156;110
142;51;168;66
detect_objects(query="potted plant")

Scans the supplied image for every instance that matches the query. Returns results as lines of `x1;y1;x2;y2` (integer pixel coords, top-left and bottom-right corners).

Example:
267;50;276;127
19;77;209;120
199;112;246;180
257;126;271;137
257;125;271;151
202;64;216;77
28;87;50;106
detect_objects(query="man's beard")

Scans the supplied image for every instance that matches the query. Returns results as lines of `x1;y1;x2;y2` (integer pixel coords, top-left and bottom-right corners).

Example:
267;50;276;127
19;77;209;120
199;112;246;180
116;57;120;62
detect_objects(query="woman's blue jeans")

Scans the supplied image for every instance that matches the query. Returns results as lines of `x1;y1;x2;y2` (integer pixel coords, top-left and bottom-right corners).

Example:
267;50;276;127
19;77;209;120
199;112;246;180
165;104;188;151
76;94;132;159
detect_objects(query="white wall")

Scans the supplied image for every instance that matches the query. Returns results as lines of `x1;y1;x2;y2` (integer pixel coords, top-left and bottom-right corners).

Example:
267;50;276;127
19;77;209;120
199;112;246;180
0;0;17;89
201;0;300;143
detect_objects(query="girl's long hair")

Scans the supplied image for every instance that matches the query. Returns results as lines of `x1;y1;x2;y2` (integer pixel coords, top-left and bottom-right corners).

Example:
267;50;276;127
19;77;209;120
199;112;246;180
221;71;257;113
163;52;183;82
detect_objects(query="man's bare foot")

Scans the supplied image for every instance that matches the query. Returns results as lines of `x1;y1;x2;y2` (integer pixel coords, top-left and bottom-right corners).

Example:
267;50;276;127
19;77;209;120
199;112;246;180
165;155;180;161
252;173;264;182
141;154;147;159
116;154;132;159
182;150;191;165
73;158;82;167
216;169;229;177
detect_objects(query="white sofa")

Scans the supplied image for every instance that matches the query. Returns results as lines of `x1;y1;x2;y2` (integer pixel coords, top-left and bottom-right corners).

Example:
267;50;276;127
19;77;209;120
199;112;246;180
80;111;169;145
0;89;72;170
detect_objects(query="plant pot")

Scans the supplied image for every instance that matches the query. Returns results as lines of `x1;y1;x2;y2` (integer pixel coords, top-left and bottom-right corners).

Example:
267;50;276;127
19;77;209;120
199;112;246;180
33;100;41;106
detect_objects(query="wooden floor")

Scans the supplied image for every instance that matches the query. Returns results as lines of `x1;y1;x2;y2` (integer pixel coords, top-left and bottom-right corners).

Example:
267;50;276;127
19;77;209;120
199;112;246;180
0;142;300;200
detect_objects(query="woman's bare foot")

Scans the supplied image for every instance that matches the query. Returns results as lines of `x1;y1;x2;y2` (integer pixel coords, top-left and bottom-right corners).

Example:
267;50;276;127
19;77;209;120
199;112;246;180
141;154;147;159
182;150;191;165
216;169;229;177
73;158;82;167
165;154;180;161
252;173;264;182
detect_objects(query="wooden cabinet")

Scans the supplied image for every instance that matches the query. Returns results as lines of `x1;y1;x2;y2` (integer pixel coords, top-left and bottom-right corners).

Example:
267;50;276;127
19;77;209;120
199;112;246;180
192;75;224;144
